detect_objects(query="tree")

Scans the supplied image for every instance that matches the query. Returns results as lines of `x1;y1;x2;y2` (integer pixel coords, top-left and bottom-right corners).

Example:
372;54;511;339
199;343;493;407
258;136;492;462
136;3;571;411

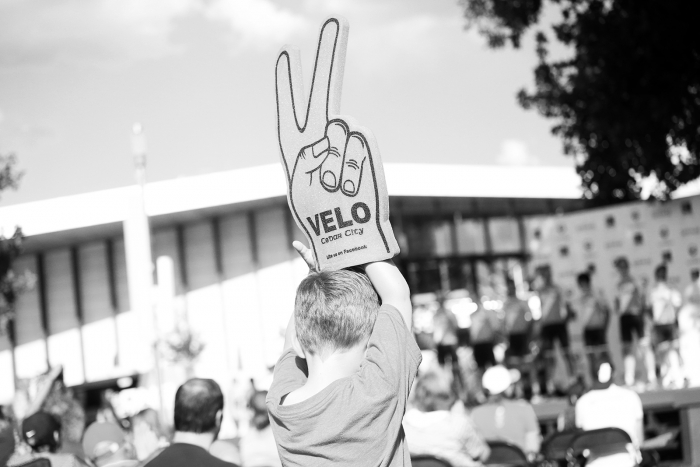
0;153;32;339
460;0;700;204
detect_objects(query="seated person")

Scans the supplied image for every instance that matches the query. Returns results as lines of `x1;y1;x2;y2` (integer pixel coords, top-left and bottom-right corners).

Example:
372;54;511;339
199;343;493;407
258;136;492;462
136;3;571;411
82;421;138;467
9;411;87;466
404;369;490;467
575;359;643;467
471;366;541;458
130;408;169;463
266;242;421;466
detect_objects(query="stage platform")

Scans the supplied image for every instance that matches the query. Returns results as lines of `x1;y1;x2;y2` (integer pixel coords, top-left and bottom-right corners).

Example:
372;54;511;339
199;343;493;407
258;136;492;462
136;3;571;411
532;386;700;466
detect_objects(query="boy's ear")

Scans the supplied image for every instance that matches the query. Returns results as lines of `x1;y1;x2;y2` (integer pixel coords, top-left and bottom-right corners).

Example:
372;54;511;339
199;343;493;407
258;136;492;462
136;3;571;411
292;332;306;359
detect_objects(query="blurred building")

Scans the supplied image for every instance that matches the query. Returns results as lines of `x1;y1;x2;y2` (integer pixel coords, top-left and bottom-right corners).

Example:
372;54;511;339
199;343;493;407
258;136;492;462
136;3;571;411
0;162;589;412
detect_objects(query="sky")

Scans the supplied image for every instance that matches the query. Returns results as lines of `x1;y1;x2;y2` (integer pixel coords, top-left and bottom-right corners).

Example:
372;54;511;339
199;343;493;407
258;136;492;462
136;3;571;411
0;0;574;206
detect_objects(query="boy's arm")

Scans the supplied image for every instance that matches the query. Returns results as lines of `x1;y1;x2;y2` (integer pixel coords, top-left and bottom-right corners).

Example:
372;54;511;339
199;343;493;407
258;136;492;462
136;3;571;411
364;260;413;330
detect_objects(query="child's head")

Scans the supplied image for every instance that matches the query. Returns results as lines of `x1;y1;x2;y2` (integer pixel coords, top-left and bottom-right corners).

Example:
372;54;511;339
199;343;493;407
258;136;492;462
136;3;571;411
294;269;379;357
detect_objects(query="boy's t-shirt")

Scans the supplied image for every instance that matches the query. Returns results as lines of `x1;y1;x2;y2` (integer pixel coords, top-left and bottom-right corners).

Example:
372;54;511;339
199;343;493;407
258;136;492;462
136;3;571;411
266;304;422;467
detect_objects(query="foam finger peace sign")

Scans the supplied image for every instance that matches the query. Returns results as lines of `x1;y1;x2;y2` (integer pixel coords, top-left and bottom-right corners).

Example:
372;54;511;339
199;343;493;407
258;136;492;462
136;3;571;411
275;17;399;271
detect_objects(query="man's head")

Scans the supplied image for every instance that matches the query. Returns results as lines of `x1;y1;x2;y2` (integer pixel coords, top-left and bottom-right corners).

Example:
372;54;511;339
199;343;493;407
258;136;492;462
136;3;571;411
576;272;591;293
654;264;668;282
22;411;61;453
294;269;379;357
82;421;133;466
614;256;630;277
535;264;552;286
174;379;224;437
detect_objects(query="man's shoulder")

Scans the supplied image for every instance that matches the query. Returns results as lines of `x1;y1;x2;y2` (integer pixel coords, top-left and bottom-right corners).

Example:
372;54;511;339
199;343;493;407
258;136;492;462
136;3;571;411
146;444;238;467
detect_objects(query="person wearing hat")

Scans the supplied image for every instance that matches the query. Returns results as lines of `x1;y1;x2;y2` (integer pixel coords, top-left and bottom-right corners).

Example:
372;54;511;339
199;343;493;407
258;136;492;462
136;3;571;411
470;366;541;458
9;411;87;467
82;421;138;467
613;256;647;387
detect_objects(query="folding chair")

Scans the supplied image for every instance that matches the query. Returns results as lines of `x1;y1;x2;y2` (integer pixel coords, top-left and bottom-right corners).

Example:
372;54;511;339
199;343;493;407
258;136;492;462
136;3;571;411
411;455;453;467
568;427;637;466
485;440;530;466
540;429;580;467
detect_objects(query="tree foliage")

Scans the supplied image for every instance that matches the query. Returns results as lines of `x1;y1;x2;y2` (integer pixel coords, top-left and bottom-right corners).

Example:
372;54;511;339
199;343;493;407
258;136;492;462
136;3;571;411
0;153;29;338
461;0;700;204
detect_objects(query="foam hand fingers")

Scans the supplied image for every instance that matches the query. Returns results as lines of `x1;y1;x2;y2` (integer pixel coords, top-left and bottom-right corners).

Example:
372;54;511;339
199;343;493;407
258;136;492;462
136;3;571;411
292;240;318;272
320;120;348;191
340;133;367;196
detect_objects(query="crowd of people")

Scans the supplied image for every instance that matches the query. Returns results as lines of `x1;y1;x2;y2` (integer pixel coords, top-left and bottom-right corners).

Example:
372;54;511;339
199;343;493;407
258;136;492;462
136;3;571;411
1;245;698;467
436;256;700;401
0;378;281;467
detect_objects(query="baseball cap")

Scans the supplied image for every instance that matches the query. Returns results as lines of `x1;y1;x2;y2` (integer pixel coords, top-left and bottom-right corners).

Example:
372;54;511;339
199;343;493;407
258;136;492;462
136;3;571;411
82;421;126;461
22;411;61;450
482;365;520;395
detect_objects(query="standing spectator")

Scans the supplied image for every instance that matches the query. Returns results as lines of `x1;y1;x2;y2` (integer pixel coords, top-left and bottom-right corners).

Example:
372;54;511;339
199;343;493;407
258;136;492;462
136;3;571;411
130;408;169;463
9;411;87;467
502;278;534;394
535;265;574;395
404;370;490;467
471;365;541;458
679;270;700;387
648;264;683;388
469;303;500;371
82;421;138;467
145;379;238;467
614;257;651;387
575;359;643;466
239;390;281;467
571;272;610;385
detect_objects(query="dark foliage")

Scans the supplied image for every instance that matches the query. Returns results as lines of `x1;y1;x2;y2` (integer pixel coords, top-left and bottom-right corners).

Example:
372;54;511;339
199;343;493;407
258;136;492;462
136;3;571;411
461;0;700;204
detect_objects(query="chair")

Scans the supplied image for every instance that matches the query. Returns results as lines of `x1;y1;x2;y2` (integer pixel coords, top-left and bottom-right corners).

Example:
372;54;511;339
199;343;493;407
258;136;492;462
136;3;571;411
568;428;635;466
540;429;580;466
485;441;529;466
411;455;453;467
14;458;52;467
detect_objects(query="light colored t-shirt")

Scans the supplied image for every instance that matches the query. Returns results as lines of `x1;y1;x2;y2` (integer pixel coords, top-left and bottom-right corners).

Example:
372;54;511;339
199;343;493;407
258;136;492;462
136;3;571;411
470;309;499;344
266;304;422;467
403;408;489;467
539;286;566;324
649;283;682;325
616;279;643;316
575;384;643;448
503;298;530;335
470;399;540;453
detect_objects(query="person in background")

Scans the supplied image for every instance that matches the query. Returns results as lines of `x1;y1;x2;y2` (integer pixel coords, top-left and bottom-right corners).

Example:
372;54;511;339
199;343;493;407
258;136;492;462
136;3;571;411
433;294;462;387
556;379;585;432
82;421;138;467
535;264;574;395
145;378;238;467
0;406;15;467
469;302;500;372
575;359;643;467
613;257;649;387
471;365;541;459
571;272;610;386
502;278;534;394
404;369;490;467
679;269;700;387
9;411;87;467
239;390;281;467
648;264;683;388
130;408;169;463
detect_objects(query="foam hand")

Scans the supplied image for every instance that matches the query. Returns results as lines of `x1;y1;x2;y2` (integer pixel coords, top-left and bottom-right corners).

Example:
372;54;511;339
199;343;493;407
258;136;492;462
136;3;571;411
276;17;399;271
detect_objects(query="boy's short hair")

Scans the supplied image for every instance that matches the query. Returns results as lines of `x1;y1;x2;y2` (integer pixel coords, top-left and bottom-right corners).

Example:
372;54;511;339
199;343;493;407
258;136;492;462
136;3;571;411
295;269;379;355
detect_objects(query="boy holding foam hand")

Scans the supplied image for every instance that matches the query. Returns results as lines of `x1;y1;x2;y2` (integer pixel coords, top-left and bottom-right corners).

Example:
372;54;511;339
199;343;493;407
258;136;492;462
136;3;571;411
266;241;421;466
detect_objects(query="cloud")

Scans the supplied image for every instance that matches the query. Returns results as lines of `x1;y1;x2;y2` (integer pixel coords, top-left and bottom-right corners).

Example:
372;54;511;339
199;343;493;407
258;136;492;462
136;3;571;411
204;0;308;49
0;0;307;68
496;140;540;166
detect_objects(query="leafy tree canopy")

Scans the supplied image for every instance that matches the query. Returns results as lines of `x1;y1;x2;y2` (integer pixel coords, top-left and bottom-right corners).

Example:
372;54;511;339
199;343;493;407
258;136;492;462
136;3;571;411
0;153;27;338
461;0;700;204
